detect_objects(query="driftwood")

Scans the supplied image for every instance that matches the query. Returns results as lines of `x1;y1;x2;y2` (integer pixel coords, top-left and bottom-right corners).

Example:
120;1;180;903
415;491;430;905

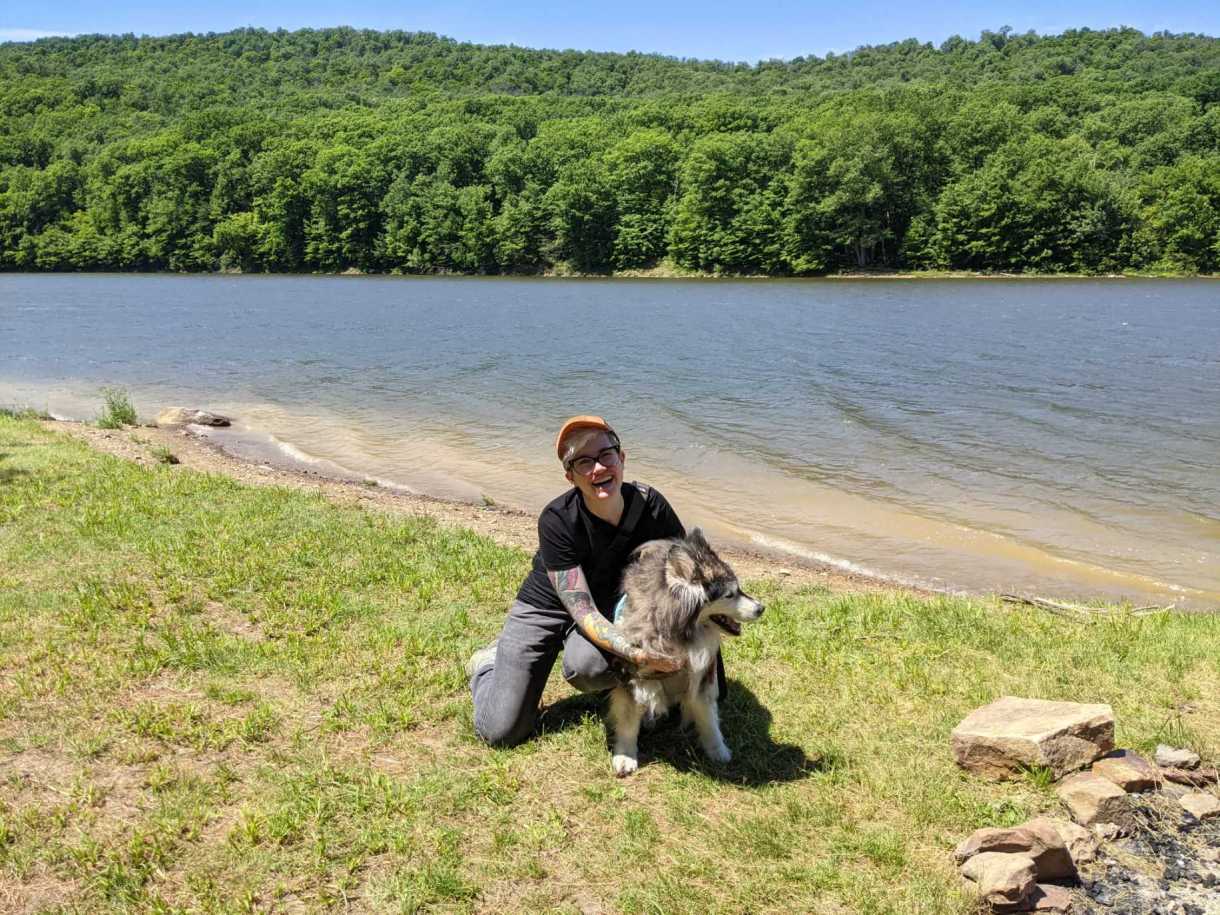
999;593;1175;619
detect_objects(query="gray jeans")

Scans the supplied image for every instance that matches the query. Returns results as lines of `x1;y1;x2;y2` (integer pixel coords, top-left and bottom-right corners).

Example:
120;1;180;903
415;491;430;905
471;600;621;747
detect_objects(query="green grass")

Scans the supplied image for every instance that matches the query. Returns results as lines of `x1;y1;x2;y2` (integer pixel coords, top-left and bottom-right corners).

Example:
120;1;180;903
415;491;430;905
97;388;138;429
1;414;1217;913
0;406;51;421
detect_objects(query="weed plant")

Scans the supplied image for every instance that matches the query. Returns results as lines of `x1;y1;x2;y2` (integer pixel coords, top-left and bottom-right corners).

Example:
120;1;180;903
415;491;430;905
0;413;1216;913
97;387;137;428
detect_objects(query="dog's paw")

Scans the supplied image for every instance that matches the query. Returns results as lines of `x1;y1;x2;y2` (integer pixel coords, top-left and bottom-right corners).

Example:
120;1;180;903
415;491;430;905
612;754;639;777
704;742;732;764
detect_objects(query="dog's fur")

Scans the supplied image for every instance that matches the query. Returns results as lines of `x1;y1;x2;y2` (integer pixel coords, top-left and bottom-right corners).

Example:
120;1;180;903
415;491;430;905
609;529;764;776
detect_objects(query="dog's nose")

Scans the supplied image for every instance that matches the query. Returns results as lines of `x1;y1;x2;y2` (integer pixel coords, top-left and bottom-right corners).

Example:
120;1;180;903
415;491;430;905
754;602;765;617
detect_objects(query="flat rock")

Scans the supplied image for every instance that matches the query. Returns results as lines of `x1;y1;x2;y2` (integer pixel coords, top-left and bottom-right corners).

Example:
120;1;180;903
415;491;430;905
1155;745;1200;769
1092;749;1159;792
1030;883;1076;912
1056;772;1135;829
961;852;1037;908
1029;816;1097;867
952;696;1114;780
156;407;231;427
1179;792;1220;821
955;819;1075;880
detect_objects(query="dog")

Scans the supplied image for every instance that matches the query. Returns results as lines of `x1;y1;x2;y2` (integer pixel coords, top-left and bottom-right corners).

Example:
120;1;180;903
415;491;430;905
608;528;764;776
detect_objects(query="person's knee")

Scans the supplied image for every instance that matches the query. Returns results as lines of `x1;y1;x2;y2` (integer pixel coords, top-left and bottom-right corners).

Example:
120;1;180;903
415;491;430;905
473;704;537;748
562;638;619;693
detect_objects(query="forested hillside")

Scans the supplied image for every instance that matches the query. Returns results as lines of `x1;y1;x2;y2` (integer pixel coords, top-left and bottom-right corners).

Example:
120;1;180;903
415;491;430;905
2;26;1219;274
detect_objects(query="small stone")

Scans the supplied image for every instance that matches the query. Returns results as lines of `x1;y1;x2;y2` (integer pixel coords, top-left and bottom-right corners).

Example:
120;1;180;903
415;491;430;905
1155;745;1201;769
961;852;1037;908
1092;822;1124;840
951;697;1115;780
1161;766;1216;787
1030;883;1075;911
954;819;1075;880
1057;772;1134;829
1179;792;1220;821
1161;782;1191;799
1092;749;1159;792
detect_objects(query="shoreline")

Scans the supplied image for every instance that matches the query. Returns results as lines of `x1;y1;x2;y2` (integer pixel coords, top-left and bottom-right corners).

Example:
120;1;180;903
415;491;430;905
47;418;903;597
6;267;1220;281
35;416;1220;611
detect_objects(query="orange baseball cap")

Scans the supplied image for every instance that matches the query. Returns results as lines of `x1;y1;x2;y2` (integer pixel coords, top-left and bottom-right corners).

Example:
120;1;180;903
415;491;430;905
555;415;617;462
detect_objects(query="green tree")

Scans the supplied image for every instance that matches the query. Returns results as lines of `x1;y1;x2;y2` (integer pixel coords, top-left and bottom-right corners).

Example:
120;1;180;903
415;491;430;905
0;161;80;268
380;173;496;273
211;211;266;273
302;145;388;271
544;159;616;272
603;129;679;268
930;135;1134;272
1132;155;1220;272
669;131;790;273
783;108;939;271
249;140;319;271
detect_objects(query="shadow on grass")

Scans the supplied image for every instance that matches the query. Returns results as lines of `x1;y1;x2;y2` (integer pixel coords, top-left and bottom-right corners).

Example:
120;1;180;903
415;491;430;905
0;451;30;484
538;679;828;786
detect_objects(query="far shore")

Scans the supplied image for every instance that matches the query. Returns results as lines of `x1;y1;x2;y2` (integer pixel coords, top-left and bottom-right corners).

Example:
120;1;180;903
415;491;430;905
6;266;1219;281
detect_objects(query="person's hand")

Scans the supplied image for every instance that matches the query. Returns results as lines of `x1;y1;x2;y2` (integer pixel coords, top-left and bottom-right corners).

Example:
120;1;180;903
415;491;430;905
634;649;684;678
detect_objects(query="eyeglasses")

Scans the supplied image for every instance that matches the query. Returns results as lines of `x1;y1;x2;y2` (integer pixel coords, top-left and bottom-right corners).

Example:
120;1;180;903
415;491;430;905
566;446;622;475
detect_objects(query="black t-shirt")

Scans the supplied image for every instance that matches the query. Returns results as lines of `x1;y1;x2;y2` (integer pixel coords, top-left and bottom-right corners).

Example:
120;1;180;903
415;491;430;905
516;482;685;616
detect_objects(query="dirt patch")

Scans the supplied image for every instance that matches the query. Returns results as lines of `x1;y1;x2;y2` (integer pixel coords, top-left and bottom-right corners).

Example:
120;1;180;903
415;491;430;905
0;747;82;809
0;872;81;915
200;600;266;643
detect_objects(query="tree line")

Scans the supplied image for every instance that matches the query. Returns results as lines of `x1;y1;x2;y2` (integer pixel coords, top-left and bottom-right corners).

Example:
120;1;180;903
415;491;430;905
2;26;1219;275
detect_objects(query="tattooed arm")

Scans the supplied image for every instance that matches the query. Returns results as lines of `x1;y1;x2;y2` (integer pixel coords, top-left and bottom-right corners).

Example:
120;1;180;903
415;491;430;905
549;567;682;673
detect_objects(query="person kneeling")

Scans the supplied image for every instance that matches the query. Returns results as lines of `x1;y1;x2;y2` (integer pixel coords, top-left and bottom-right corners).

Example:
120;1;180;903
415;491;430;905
468;415;725;747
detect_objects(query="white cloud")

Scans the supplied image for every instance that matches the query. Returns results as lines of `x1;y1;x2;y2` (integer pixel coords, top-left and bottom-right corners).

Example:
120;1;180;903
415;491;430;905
0;28;76;43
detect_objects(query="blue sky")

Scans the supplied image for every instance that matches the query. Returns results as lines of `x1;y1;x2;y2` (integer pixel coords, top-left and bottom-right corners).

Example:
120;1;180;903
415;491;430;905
2;1;1218;61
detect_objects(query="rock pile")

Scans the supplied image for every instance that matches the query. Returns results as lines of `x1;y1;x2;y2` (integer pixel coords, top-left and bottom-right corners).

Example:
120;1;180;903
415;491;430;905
955;817;1095;910
951;698;1220;912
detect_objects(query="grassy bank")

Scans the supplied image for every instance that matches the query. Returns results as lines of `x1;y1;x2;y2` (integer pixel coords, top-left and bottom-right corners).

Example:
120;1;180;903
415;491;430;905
1;414;1218;913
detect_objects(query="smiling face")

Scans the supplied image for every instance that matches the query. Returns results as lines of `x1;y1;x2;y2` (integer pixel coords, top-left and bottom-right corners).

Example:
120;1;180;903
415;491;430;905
563;430;627;506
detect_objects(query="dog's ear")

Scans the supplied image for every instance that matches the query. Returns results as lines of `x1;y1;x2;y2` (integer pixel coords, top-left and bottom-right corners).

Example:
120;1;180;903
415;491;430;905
686;527;710;551
665;541;696;587
666;543;706;638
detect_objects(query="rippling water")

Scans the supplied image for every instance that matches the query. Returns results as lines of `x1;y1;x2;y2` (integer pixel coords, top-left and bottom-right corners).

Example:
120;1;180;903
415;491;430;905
3;273;1218;608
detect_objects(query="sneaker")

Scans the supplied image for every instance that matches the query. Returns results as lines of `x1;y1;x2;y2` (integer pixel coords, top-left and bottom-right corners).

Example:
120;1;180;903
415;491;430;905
465;640;498;679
